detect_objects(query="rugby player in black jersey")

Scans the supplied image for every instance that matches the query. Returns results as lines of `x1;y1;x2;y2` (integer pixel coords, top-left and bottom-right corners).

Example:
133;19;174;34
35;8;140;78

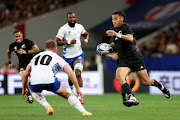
7;30;39;103
103;37;139;107
105;11;170;107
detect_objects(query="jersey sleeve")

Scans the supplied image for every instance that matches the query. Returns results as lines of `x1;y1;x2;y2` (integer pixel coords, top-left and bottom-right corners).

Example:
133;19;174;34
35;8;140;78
57;56;68;70
27;39;35;49
9;43;14;52
80;24;86;35
56;27;65;39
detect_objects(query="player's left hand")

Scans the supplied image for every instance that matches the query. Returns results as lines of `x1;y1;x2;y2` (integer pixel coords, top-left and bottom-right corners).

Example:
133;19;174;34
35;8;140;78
18;49;26;55
22;88;28;99
80;39;88;45
76;89;83;99
106;30;117;36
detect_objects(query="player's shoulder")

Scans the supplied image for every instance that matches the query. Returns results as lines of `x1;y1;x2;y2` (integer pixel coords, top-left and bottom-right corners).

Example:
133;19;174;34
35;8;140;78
62;23;69;28
23;38;33;43
45;51;61;58
9;41;16;46
122;22;130;28
59;23;69;31
76;23;84;28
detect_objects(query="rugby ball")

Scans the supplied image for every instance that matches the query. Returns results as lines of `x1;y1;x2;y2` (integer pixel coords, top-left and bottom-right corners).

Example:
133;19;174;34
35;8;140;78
97;43;113;54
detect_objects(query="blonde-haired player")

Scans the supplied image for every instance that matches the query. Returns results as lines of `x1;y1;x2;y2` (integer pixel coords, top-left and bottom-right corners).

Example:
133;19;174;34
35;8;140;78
22;40;92;116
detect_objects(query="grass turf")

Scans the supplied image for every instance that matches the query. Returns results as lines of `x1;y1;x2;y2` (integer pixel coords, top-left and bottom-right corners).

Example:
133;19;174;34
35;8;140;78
0;93;179;120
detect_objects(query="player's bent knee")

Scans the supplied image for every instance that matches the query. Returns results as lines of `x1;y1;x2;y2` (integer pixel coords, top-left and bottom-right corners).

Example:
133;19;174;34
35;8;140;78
64;92;72;99
74;63;83;72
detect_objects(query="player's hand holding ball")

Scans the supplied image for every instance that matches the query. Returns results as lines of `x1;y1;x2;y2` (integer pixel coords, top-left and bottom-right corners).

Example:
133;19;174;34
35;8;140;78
96;43;113;56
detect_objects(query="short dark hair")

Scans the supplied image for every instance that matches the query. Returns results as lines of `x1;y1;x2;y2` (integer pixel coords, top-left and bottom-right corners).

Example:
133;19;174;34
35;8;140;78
45;39;57;50
112;11;126;20
13;30;22;35
67;12;75;17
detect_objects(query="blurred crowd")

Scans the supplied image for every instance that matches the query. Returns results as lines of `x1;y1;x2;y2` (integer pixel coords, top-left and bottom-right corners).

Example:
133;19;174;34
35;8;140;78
139;21;180;56
0;0;83;28
0;62;18;74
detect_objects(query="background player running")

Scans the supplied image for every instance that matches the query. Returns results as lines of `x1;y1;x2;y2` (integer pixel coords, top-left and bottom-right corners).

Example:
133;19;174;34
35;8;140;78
7;30;39;103
55;12;89;104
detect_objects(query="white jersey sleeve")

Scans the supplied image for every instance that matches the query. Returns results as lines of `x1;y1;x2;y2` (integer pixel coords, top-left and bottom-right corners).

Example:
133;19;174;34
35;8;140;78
56;25;66;39
79;24;86;35
52;56;68;74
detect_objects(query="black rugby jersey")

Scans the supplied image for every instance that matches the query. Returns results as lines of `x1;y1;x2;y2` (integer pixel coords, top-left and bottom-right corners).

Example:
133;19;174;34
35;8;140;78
111;23;137;59
9;39;35;68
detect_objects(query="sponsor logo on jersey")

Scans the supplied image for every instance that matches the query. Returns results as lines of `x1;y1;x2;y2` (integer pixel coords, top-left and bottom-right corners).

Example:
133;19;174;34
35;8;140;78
21;44;26;48
14;46;17;51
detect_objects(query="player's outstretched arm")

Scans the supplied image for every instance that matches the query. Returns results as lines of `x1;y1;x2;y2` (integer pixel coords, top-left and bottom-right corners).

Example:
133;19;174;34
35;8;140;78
22;65;31;99
18;44;39;55
7;49;13;69
63;64;83;98
27;44;39;54
106;30;133;43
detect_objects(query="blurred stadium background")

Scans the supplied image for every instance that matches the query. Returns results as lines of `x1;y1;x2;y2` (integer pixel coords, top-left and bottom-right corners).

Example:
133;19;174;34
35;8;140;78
0;0;180;119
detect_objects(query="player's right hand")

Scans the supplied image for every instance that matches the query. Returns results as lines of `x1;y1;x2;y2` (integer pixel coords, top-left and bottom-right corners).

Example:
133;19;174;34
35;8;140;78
8;64;13;69
22;88;28;99
76;89;83;99
70;39;76;44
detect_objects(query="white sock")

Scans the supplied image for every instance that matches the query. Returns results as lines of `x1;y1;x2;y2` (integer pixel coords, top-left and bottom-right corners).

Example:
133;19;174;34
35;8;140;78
32;92;51;109
68;95;86;113
78;87;83;99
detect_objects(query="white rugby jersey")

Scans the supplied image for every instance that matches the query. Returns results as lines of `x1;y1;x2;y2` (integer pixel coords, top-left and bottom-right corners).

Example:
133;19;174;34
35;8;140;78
56;23;86;58
29;51;68;85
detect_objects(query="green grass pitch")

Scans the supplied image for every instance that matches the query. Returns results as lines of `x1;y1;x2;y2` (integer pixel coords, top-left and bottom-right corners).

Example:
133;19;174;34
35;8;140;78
0;93;179;120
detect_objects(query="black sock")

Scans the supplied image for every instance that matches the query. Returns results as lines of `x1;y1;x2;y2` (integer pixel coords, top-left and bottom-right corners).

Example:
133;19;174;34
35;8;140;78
121;83;132;95
26;87;31;96
153;80;162;89
121;93;126;102
69;80;73;86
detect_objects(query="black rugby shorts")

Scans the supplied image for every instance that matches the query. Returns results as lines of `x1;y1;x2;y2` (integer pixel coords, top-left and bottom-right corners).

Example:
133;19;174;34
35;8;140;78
116;52;146;71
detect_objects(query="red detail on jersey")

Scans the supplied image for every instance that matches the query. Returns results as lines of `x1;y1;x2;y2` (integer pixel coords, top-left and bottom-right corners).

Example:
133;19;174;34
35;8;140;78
63;64;69;71
56;35;63;39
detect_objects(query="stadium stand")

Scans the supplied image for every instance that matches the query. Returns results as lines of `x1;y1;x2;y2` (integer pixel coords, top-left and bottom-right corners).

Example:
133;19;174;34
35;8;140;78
138;21;180;56
0;0;84;28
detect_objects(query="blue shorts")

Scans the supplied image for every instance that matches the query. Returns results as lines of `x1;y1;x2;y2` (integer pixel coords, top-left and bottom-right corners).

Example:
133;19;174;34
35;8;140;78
63;52;84;67
29;77;61;93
